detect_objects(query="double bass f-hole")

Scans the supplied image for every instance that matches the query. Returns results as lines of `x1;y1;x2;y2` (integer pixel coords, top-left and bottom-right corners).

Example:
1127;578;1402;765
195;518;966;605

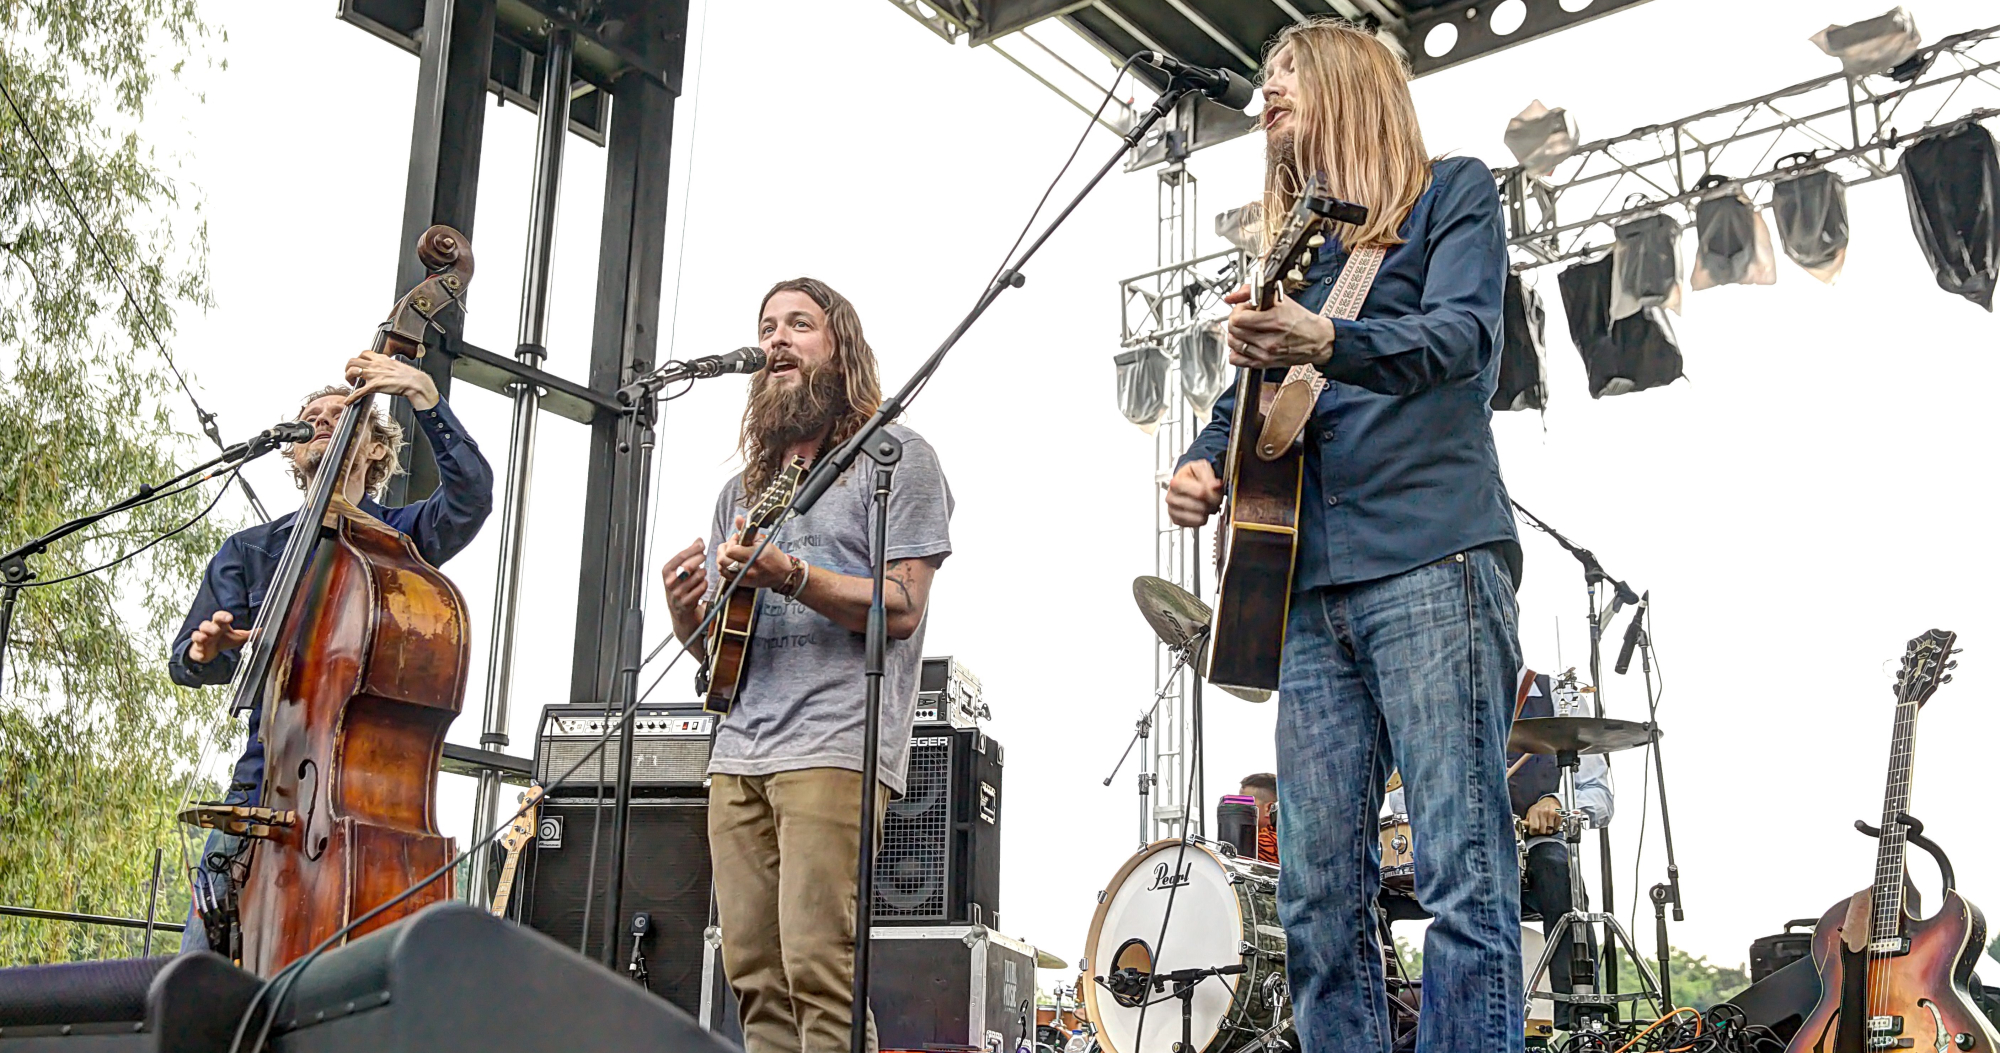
296;759;329;861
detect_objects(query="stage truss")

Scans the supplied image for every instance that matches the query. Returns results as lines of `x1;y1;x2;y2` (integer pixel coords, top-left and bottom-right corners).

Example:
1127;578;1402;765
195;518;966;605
1500;22;2000;269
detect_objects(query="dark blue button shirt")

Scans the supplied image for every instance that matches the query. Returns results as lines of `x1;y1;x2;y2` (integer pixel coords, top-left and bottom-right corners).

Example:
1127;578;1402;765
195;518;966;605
168;398;495;798
1182;156;1518;591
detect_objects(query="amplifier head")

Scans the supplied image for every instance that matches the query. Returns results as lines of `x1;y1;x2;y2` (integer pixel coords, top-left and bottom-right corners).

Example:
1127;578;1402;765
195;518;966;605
534;702;715;793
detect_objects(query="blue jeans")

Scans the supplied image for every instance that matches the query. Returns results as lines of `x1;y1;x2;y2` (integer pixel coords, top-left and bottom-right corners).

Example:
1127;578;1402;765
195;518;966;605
1275;548;1523;1053
180;786;253;955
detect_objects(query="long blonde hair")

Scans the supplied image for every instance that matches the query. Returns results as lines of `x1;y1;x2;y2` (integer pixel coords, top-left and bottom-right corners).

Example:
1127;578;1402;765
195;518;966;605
1265;20;1432;249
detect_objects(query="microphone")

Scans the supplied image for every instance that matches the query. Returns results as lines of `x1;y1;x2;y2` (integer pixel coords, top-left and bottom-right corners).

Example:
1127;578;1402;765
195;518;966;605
266;421;316;445
1134;51;1258;111
616;347;768;404
1614;590;1649;675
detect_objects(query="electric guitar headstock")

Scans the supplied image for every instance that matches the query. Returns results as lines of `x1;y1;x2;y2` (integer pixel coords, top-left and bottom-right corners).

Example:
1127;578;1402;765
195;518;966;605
489;783;544;919
1252;179;1369;311
1893;629;1960;708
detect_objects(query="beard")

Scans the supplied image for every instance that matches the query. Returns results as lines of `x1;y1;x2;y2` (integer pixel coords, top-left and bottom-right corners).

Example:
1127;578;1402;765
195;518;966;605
743;361;848;463
1266;128;1300;201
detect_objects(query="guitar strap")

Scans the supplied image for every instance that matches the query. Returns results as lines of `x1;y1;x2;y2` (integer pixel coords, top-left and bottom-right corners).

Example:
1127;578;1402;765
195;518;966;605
1253;244;1387;461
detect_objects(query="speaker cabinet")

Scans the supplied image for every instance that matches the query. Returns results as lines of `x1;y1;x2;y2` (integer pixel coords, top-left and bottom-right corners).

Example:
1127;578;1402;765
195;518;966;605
518;795;738;1041
873;726;1002;927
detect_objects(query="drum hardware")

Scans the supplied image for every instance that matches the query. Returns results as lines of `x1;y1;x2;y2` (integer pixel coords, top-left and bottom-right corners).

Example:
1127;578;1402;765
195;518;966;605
1509;716;1668;1028
1102;612;1207;847
1133;576;1269;705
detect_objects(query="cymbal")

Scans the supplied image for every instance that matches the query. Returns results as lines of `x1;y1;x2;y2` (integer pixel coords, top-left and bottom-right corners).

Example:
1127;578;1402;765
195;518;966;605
1508;716;1658;756
1130;576;1271;704
1132;576;1209;652
1036;949;1069;970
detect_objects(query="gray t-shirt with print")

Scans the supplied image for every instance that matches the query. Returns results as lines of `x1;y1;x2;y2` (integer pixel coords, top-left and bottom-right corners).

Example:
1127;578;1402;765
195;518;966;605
703;424;953;796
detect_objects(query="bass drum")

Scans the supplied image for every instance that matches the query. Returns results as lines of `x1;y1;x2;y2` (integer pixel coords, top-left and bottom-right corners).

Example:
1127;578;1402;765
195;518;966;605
1083;841;1291;1053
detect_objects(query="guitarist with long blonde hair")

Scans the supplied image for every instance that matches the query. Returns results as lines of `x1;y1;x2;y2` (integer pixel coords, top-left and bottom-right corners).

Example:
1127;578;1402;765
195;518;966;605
1165;20;1524;1053
660;277;954;1053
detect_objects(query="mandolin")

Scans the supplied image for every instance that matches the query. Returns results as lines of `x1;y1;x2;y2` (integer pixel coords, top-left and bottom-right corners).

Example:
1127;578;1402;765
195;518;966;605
1206;182;1358;693
698;456;807;714
1786;630;1998;1053
489;783;544;920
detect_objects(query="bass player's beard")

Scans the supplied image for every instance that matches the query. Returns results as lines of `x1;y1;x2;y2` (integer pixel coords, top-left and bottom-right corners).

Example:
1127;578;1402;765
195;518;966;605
745;361;848;456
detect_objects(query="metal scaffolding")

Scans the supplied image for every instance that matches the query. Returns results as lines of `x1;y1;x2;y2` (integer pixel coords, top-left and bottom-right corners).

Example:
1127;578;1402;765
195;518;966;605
1500;22;2000;269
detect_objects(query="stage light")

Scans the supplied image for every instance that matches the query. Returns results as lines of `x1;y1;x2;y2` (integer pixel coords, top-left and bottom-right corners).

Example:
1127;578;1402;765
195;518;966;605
1811;7;1921;78
1689;180;1775;289
1215;202;1264;256
1493;274;1548;412
1504;100;1579;180
1180;319;1230;420
1900;121;2000;311
1769;159;1849;283
1114;344;1170;432
1559;253;1684;399
1610;212;1681;320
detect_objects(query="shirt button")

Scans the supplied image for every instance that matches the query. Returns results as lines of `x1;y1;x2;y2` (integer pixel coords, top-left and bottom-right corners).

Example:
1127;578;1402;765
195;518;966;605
1326;495;1340;506
1322;276;1334;285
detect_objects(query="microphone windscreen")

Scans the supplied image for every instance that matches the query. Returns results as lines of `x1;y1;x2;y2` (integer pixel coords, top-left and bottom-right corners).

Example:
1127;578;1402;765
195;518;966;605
1216;68;1257;111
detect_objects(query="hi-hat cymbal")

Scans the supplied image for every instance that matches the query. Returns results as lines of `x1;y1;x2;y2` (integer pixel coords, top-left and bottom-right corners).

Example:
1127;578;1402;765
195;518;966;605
1036;949;1069;970
1508;716;1658;756
1132;576;1209;652
1130;576;1271;703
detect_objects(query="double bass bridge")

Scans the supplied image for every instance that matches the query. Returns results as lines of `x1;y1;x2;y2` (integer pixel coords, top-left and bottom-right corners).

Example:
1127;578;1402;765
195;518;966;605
177;803;299;840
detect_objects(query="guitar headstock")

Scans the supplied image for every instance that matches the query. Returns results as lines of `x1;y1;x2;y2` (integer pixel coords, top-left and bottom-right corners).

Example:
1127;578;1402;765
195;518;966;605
1252;181;1369;311
746;456;809;534
1893;629;1960;708
498;783;545;855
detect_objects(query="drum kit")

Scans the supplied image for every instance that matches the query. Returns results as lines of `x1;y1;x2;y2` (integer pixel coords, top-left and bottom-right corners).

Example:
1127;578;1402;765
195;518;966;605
1061;578;1667;1053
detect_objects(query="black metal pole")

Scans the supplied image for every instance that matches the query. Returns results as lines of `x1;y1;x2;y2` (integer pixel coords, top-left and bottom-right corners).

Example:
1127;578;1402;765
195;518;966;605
1587;585;1618;1006
0;573;22;693
601;390;657;969
142;847;162;956
1639;618;1683;924
849;433;902;1053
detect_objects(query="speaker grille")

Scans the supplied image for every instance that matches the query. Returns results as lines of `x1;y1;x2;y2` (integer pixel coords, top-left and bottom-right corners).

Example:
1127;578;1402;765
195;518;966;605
535;737;709;789
873;736;952;920
522;799;712;1016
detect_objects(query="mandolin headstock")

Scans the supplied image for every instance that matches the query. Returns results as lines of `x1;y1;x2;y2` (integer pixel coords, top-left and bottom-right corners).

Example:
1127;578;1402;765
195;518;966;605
1893;629;1959;708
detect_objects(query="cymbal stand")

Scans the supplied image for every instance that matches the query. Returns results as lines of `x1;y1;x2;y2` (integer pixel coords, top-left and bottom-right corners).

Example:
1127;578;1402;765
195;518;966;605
1633;606;1684;1008
1103;630;1205;848
1511;502;1639;997
1524;748;1663;1031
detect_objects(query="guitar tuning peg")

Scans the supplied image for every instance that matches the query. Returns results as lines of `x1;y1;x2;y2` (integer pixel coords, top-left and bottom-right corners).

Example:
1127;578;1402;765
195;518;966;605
1941;674;1954;684
1307;234;1326;247
1946;660;1959;670
1287;269;1305;283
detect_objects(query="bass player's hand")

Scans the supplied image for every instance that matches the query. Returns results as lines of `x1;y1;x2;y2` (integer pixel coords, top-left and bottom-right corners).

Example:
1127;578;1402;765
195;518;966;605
662;538;709;645
187;610;252;665
1166;460;1225;529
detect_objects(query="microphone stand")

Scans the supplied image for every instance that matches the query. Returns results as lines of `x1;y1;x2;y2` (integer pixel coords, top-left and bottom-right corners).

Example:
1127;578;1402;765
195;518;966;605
1510;501;1638;1011
0;427;293;688
1632;604;1684;1006
805;81;1204;1053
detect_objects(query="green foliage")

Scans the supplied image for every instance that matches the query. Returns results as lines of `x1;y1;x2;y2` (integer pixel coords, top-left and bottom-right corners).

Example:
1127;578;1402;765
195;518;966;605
1988;931;1999;966
0;0;230;963
1613;945;1753;1011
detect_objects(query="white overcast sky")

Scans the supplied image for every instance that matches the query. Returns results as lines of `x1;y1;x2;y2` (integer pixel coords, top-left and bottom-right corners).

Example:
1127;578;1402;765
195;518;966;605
146;0;2000;975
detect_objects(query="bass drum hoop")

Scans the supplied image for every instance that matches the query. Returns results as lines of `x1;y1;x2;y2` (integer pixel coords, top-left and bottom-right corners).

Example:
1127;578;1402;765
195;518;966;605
1081;839;1283;1053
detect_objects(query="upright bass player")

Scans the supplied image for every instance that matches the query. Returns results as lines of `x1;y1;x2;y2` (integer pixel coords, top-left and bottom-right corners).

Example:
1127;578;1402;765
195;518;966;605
169;350;494;954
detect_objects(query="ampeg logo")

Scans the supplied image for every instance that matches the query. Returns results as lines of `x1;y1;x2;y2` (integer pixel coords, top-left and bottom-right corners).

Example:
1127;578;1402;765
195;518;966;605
538;814;563;849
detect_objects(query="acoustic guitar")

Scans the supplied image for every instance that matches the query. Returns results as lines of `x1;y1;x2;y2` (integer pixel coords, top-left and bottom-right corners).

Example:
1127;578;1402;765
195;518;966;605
1206;182;1364;693
1786;629;1998;1053
699;456;808;714
488;783;544;920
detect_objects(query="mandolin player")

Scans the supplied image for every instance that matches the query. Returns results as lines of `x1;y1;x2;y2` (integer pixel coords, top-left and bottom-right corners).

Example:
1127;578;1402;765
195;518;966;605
1163;20;1525;1053
168;351;494;954
660;278;952;1053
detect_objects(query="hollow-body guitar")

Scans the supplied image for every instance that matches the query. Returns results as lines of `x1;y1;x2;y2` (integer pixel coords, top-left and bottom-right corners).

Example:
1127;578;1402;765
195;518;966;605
1786;629;1998;1053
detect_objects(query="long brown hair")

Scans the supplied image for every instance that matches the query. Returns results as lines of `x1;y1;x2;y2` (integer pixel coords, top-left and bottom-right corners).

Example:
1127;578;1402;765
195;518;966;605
738;277;883;498
1265;20;1433;249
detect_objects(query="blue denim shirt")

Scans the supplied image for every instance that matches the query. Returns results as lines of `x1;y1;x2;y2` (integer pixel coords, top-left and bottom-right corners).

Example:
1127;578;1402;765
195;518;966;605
168;398;494;798
1181;156;1518;591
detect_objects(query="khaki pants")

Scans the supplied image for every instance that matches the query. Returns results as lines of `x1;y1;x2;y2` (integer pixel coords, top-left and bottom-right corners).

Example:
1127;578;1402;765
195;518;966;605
710;768;888;1053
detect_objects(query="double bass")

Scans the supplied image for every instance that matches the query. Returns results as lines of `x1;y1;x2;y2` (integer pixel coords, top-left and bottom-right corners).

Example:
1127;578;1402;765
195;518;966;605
182;226;474;974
